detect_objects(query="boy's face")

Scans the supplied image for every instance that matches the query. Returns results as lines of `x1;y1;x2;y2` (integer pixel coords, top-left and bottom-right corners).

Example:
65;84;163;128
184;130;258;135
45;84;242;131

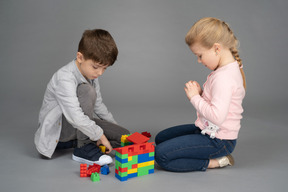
76;52;109;80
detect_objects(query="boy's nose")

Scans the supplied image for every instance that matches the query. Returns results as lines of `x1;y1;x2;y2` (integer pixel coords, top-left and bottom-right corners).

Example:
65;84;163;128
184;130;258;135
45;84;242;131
98;68;105;76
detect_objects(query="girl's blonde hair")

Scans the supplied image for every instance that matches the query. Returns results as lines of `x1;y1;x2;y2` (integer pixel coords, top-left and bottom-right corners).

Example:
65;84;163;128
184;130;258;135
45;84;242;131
185;17;246;89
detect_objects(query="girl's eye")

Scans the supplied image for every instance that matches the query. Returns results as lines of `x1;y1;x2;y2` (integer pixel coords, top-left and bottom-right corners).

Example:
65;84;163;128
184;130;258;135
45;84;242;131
93;66;98;69
199;55;202;59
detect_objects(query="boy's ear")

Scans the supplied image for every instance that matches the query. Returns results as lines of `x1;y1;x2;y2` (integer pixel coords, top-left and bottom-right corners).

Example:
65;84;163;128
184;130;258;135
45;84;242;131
76;52;85;63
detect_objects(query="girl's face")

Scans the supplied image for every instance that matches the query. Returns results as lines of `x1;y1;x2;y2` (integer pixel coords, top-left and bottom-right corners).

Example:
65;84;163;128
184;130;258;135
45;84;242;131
189;43;220;71
76;52;108;80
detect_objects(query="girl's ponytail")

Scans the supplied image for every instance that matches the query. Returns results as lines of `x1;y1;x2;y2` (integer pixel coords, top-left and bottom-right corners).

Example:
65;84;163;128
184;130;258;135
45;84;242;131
230;47;246;89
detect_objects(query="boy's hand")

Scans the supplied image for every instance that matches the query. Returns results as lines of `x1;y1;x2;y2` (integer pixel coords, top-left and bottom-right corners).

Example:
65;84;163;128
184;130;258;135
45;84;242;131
184;81;202;100
97;135;113;154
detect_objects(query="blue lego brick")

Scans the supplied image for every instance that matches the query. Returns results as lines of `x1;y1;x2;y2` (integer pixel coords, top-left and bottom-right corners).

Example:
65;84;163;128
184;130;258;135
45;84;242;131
115;155;128;164
115;173;128;182
149;169;154;174
101;165;110;175
127;172;138;179
138;153;155;163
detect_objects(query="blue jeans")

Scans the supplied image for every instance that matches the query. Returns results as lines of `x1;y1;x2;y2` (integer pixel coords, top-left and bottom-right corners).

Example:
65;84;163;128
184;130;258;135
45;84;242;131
155;124;236;172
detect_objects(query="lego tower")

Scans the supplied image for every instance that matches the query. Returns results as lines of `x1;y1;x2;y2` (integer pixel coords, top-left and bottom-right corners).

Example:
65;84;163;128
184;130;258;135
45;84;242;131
114;132;154;181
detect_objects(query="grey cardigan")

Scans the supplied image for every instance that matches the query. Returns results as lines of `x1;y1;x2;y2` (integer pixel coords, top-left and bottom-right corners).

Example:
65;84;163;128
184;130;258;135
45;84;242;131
34;60;116;158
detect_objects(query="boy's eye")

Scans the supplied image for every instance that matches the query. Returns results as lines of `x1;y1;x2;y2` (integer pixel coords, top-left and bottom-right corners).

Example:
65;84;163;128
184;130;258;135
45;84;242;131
93;66;98;69
199;55;202;59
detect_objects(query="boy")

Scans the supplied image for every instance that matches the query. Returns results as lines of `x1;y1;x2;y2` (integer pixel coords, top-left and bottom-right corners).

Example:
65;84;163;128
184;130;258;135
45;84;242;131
34;29;130;165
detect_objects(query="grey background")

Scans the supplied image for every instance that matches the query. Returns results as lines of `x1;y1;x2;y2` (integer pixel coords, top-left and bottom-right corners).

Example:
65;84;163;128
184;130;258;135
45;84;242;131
1;0;287;192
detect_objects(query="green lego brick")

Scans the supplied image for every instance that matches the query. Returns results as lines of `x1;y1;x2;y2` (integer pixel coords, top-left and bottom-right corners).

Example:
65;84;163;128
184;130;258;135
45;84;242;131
115;152;128;159
91;172;100;182
149;152;155;157
129;155;138;164
137;165;154;177
117;170;128;177
115;160;128;168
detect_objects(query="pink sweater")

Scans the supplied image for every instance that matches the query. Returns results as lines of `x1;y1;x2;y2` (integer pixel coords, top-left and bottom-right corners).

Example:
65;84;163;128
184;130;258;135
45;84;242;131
190;61;245;140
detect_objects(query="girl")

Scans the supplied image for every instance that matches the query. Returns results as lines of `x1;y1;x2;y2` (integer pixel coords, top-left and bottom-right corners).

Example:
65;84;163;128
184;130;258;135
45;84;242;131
155;17;246;172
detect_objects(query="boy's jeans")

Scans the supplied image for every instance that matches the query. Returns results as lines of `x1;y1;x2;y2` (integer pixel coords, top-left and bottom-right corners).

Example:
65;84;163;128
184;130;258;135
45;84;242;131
59;83;129;148
155;124;236;172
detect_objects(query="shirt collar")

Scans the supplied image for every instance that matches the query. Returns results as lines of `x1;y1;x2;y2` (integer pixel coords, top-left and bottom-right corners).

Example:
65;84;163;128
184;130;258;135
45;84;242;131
72;59;89;84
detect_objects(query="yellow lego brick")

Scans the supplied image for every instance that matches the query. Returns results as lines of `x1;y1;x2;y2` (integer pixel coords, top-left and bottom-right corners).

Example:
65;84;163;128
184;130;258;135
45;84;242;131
127;168;138;174
128;156;132;161
121;135;130;143
138;160;154;168
99;145;106;153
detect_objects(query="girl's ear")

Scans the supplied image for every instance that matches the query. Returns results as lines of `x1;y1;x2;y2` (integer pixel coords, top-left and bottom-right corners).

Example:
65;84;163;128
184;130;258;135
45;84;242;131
213;43;221;54
76;52;85;63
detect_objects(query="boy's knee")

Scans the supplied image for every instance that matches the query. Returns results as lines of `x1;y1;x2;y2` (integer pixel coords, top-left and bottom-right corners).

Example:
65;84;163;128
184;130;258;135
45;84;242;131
77;83;96;117
77;83;96;99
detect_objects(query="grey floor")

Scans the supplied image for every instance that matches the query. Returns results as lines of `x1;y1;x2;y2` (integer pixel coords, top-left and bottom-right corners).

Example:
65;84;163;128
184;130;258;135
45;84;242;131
1;1;288;191
1;105;287;192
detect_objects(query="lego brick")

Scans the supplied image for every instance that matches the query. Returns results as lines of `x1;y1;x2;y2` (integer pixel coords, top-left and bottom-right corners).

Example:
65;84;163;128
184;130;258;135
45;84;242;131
115;160;128;169
115;152;128;159
127;168;137;174
141;131;151;138
126;132;149;144
121;134;131;143
138;153;155;163
99;145;106;153
121;134;133;146
128;155;138;164
137;165;154;177
118;167;128;173
114;142;155;157
127;172;138;179
87;163;101;175
100;165;110;175
115;156;128;164
91;172;100;182
138;160;154;168
80;164;88;177
115;173;127;182
117;170;128;177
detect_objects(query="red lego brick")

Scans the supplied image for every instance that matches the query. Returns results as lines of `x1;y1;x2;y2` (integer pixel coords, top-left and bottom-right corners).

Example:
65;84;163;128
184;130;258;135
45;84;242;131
87;163;101;176
126;132;149;144
141;131;151;138
119;167;128;173
114;142;155;156
132;164;138;169
80;164;88;177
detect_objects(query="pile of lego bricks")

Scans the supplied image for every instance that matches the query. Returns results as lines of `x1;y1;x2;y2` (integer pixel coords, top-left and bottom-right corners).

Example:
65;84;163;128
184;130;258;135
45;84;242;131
114;132;154;181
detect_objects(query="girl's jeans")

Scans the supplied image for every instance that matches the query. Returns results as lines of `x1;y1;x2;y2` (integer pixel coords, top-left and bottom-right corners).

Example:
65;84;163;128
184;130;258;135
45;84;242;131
155;124;236;172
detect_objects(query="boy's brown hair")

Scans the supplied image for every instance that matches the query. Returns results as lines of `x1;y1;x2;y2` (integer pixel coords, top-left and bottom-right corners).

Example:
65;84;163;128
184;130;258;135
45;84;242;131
78;29;118;66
